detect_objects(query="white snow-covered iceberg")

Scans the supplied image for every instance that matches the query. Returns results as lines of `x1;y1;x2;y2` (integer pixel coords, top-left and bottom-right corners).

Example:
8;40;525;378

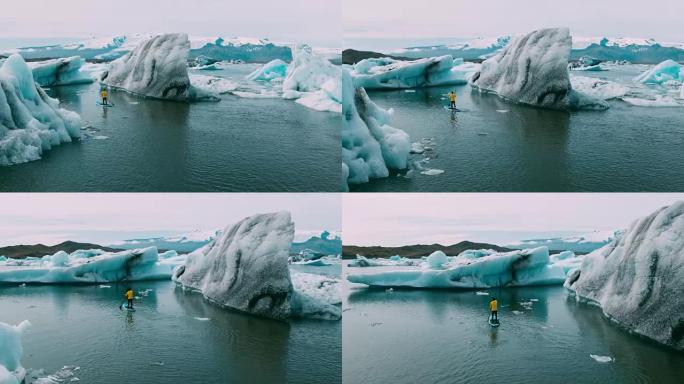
173;212;340;321
28;56;95;87
0;54;82;166
565;201;684;350
348;55;480;89
347;247;567;288
342;70;410;190
282;44;341;113
0;247;182;284
470;28;608;110
246;59;288;82
100;33;217;101
0;320;30;384
634;60;683;85
189;74;238;94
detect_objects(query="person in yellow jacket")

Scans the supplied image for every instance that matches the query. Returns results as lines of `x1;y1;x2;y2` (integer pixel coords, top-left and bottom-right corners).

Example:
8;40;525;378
490;297;498;321
100;88;108;105
125;287;134;309
448;91;457;109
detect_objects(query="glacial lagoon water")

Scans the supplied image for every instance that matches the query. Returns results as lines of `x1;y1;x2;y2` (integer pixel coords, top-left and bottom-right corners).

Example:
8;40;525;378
1;268;341;384
0;64;340;192
350;65;684;192
343;266;684;384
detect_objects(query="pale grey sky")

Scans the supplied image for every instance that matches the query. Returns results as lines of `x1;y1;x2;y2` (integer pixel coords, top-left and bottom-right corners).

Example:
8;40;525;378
344;0;684;41
0;0;340;46
0;193;340;246
343;193;684;246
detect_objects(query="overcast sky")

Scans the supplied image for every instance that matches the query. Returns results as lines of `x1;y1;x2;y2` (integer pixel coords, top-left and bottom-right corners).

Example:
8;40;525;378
0;194;340;247
344;0;684;41
0;0;340;46
343;193;684;246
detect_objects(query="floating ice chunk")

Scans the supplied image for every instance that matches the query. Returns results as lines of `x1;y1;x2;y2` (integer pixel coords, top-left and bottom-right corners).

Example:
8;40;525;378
425;251;448;269
420;168;445;176
589;354;613;363
0;54;82;166
0;247;182;284
0;320;30;384
410;142;425;154
565;201;684;350
28;56;95;87
231;90;280;99
495;109;509;113
512;310;523;315
342;70;411;187
189;74;238;94
193;317;210;321
470;28;608;110
347;255;419;267
282;45;341;113
475;291;490;295
622;96;680;107
98;285;111;289
291;271;341;305
349;55;479;89
348;247;567;289
246;59;288;82
634;60;683;84
173;212;340;320
101;33;216;101
570;75;628;100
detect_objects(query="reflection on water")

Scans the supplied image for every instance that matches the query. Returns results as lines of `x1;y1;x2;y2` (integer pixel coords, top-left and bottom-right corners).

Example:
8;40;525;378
0;65;340;192
343;285;684;384
0;280;341;384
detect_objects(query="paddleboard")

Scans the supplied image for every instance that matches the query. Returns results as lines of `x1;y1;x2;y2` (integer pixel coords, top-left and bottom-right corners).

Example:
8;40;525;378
120;303;136;312
443;106;463;112
488;317;500;327
96;101;114;107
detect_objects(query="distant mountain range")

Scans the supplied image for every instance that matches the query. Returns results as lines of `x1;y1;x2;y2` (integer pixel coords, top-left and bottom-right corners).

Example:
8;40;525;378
342;49;412;64
0;241;118;259
342;241;512;259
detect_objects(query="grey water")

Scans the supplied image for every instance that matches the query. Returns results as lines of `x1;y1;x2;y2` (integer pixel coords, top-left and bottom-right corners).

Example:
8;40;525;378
0;64;340;192
343;281;684;384
349;66;684;192
1;277;341;384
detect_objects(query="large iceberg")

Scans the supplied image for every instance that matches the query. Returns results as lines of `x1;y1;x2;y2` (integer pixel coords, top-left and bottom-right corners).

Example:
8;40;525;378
342;71;410;189
470;28;608;110
28;56;94;87
0;320;30;384
348;55;480;89
246;59;289;82
172;212;340;320
0;247;182;284
565;201;684;350
347;247;567;288
282;45;341;113
100;33;216;101
634;59;683;85
0;54;81;166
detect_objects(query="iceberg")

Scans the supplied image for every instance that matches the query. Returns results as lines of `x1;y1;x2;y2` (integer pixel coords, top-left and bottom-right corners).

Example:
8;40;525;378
342;71;410;188
470;28;608;110
0;320;30;384
246;59;288;82
0;54;81;166
290;230;342;256
570;75;628;101
347;247;567;289
634;60;683;85
173;212;340;320
347;255;420;267
282;45;341;113
0;247;182;284
100;33;217;101
189;74;238;94
348;55;480;89
28;56;94;87
565;201;684;350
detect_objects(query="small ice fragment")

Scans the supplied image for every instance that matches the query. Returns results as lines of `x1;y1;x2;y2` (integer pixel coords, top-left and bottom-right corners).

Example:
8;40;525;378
496;109;509;113
590;354;613;363
92;135;109;140
19;283;27;287
99;285;111;288
410;142;425;154
404;89;416;93
385;288;394;293
421;169;445;176
475;291;489;295
194;317;211;321
530;299;539;302
512;310;523;315
151;362;165;366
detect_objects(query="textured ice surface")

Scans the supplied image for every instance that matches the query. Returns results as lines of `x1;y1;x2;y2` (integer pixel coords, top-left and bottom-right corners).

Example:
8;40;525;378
0;320;30;384
565;201;684;350
0;54;81;166
342;70;410;189
348;55;479;89
470;28;608;110
28;56;95;87
347;247;567;288
0;247;182;283
347;255;420;268
101;33;216;101
634;60;683;85
282;45;341;113
173;212;340;320
570;76;628;100
189;74;238;94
